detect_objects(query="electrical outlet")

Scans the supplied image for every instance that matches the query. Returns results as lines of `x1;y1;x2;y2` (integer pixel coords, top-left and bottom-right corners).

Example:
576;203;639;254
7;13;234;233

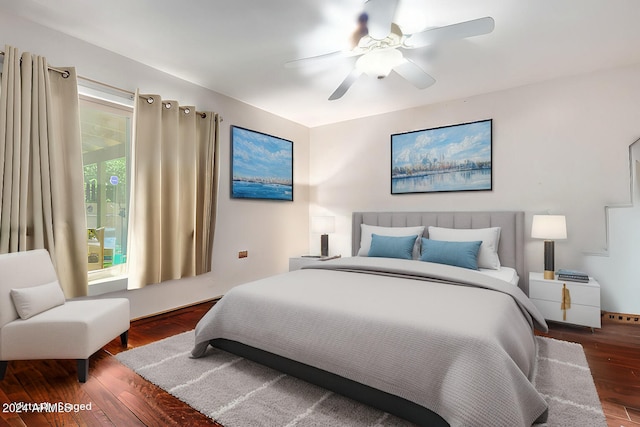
238;250;248;259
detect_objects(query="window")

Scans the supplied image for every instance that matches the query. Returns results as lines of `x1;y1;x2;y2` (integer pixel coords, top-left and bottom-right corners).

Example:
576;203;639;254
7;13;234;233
80;96;132;280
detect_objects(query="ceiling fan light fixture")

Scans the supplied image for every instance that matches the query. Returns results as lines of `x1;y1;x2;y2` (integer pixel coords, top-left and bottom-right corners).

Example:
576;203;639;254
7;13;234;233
355;49;404;78
290;1;494;100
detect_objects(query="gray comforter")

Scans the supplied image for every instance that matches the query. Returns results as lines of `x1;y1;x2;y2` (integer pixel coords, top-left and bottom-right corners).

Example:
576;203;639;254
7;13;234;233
192;257;549;426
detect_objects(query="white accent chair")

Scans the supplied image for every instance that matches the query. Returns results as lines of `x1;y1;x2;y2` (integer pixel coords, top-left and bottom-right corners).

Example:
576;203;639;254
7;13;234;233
0;249;129;382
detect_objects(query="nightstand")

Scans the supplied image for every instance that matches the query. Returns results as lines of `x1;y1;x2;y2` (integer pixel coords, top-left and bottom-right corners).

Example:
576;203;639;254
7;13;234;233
529;272;601;329
289;256;341;271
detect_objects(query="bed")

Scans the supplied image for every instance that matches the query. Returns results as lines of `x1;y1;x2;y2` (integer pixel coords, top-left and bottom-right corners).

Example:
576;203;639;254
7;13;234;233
192;211;549;426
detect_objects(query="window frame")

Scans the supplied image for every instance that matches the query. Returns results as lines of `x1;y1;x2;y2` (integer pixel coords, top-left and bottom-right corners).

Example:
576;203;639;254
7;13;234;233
79;94;133;284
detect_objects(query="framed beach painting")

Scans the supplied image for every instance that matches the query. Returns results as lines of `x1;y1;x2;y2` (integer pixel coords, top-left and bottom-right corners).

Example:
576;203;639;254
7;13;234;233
231;126;293;201
391;119;492;194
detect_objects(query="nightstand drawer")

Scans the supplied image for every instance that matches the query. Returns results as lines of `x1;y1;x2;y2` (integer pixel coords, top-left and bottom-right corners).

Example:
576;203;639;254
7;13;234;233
531;298;601;328
529;280;600;307
529;272;601;329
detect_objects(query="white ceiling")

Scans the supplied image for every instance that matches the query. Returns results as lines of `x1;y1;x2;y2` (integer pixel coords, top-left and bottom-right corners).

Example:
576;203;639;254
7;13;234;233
2;0;640;127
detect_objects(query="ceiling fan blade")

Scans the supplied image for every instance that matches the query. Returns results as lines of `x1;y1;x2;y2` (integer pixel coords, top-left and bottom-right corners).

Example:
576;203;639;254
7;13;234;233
364;0;399;40
329;69;362;100
404;16;495;48
285;50;362;68
394;60;435;89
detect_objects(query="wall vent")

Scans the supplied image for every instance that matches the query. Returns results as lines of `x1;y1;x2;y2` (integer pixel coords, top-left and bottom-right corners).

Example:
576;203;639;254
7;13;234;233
603;311;640;324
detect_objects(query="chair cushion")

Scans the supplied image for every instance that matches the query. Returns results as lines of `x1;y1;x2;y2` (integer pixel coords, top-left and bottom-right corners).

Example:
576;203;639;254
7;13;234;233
0;298;130;360
10;281;66;320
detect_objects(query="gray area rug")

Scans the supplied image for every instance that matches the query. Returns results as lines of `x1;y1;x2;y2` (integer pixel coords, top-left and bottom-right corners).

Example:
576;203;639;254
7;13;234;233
116;331;606;426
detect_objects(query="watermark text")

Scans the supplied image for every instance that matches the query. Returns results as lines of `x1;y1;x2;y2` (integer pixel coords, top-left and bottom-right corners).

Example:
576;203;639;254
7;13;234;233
3;401;92;413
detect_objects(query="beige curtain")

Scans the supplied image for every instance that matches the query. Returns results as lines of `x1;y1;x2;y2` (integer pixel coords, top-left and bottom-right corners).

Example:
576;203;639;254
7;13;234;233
0;45;87;297
127;92;218;289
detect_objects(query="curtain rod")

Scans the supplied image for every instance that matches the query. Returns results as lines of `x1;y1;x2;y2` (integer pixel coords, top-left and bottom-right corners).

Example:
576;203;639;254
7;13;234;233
0;49;69;78
0;49;220;121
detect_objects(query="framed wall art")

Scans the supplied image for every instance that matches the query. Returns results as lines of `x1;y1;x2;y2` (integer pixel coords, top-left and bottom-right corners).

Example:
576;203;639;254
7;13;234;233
231;126;293;201
391;119;492;194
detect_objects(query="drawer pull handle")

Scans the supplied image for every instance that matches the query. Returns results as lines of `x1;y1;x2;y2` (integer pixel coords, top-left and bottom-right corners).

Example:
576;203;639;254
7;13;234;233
561;283;571;320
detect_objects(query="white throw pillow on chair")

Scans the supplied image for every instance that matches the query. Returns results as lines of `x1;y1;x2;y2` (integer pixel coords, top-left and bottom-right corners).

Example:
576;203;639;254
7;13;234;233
10;281;66;320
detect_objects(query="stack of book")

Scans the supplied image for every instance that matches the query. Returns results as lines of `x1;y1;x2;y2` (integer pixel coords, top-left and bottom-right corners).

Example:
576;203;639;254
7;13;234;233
557;269;590;283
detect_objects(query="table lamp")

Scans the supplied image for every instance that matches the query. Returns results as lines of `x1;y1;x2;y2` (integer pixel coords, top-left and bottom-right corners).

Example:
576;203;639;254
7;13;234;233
311;216;335;257
531;215;567;279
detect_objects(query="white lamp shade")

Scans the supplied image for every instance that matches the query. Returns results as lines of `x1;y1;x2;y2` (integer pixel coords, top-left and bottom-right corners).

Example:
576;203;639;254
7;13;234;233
531;215;567;239
311;216;335;234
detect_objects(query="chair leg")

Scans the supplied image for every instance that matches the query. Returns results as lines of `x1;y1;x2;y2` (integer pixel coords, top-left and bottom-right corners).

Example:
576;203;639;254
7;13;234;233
77;359;89;383
0;361;7;380
120;330;129;347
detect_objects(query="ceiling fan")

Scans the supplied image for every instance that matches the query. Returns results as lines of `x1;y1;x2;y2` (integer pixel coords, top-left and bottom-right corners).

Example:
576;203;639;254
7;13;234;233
285;0;495;100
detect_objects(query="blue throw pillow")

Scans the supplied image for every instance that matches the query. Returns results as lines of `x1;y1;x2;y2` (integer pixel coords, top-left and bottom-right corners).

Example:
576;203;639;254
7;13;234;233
368;234;418;260
420;238;482;270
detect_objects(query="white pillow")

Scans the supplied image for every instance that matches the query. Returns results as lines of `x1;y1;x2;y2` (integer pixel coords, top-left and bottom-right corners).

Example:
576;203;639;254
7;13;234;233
358;224;425;259
10;281;66;320
427;226;501;270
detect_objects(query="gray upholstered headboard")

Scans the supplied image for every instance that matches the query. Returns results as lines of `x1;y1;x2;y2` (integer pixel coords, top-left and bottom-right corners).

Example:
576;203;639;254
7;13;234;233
352;211;526;291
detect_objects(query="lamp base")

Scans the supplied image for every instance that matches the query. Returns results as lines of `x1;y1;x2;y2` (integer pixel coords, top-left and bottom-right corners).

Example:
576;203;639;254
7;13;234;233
543;240;555;280
320;234;329;257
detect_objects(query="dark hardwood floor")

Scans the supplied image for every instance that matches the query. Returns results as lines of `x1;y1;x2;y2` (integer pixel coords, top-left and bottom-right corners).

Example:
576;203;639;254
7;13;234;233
538;318;640;427
0;300;219;427
1;301;638;426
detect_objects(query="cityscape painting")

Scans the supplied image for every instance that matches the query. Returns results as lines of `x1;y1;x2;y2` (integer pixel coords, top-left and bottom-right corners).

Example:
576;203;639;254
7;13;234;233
231;126;293;201
391;119;492;194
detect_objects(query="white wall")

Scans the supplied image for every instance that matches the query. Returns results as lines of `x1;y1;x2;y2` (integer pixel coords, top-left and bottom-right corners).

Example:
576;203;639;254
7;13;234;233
4;11;640;316
0;12;310;319
309;63;640;308
585;140;640;315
